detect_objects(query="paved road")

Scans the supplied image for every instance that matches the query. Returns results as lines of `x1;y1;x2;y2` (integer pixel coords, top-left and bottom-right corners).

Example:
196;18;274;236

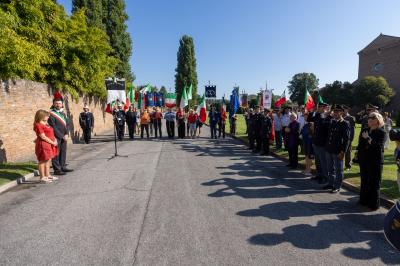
0;126;399;265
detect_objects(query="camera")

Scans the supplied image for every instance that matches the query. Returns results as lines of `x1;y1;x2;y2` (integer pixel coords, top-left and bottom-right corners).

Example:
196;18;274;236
389;129;400;141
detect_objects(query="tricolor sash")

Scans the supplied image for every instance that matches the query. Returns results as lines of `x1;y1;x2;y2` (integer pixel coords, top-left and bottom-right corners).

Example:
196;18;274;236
50;110;67;127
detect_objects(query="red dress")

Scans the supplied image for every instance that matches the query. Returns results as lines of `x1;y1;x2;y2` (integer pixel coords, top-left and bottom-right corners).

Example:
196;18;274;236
34;123;58;161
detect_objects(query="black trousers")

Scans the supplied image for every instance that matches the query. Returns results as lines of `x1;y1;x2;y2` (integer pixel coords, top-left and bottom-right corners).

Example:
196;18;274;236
218;123;226;138
178;122;185;138
261;137;270;154
82;127;92;143
255;132;262;152
166;121;175;138
210;124;217;139
359;161;382;209
154;119;162;138
127;123;135;139
141;124;149;138
248;130;255;149
288;145;298;167
117;125;124;140
52;138;67;171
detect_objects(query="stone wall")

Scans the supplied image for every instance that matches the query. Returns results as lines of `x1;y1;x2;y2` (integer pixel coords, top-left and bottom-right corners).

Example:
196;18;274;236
0;79;114;163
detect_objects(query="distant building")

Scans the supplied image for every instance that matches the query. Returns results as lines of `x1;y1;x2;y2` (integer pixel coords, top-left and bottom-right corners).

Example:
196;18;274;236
357;33;400;111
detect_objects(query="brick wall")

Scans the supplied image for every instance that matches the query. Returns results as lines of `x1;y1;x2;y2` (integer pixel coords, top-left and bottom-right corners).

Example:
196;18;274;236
0;79;114;163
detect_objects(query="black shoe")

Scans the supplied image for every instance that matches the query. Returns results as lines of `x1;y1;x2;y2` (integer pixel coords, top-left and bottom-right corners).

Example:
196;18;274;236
331;188;340;193
322;185;333;190
54;170;66;175
286;164;293;167
310;176;319;180
62;168;74;172
318;179;327;184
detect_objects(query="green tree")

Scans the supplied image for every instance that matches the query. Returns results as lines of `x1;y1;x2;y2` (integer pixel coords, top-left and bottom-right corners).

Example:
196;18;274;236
288;73;319;105
319;81;354;106
73;0;133;81
72;0;104;29
175;35;198;106
353;76;394;108
0;0;118;100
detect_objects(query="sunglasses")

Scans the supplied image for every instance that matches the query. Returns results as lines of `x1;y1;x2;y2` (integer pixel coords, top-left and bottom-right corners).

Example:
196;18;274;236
368;116;377;120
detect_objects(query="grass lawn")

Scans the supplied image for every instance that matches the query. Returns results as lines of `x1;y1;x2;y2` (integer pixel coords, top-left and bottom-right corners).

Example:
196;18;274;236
0;162;37;186
226;114;399;200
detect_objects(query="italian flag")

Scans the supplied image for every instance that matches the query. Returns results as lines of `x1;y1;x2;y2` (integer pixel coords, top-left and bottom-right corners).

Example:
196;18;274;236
165;93;176;108
187;84;193;100
304;89;315;111
196;94;207;123
137;84;151;109
274;90;287;107
180;86;188;109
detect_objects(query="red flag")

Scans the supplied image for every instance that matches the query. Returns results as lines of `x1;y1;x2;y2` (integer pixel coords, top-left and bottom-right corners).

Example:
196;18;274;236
274;91;287;107
304;89;315;111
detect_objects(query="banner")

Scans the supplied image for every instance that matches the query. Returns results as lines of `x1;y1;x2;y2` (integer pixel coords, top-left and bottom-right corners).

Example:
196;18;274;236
205;85;216;98
263;89;272;109
105;78;126;105
147;92;155;107
240;94;248;108
155;92;164;107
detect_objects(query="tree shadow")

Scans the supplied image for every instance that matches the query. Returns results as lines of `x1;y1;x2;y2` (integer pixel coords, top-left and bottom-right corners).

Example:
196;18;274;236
248;213;400;264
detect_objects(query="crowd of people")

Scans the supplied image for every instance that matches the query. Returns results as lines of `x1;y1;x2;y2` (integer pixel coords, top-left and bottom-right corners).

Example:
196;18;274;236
110;102;235;141
32;92;400;213
245;103;399;211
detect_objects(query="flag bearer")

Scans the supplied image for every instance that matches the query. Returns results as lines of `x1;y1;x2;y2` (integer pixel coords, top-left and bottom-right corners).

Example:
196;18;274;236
260;109;273;155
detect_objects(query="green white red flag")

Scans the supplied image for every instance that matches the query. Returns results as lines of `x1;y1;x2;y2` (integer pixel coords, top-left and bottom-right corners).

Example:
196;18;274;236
304;89;315;111
165;93;176;108
196;94;207;123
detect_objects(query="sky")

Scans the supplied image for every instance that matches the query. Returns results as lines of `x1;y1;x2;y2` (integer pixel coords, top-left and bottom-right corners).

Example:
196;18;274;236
58;0;400;97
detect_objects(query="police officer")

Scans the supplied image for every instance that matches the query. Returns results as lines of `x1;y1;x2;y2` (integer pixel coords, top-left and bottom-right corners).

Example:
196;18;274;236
247;108;255;150
252;106;263;153
113;103;126;141
260;109;273;155
48;93;73;175
79;104;94;144
324;104;350;193
125;105;136;140
343;105;356;170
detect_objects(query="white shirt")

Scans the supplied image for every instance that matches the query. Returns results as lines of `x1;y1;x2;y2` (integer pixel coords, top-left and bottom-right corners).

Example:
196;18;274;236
281;113;291;127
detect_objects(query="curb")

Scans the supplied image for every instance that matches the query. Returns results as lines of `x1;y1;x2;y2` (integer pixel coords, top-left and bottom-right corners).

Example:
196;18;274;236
226;132;395;209
0;171;39;195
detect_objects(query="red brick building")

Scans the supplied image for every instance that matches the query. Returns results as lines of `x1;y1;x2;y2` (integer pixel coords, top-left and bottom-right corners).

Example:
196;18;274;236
357;34;400;111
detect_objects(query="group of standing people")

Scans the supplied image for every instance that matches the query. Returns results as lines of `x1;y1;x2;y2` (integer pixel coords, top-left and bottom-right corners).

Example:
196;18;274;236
246;103;391;211
111;104;205;141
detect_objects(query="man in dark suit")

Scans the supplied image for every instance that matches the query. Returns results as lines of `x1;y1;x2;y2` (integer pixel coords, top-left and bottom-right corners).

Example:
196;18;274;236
113;103;126;141
48;93;73;175
79;105;94;144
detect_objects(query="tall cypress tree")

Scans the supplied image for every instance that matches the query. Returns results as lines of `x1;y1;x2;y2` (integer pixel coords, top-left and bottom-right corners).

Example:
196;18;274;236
175;35;198;106
72;0;133;81
103;0;133;81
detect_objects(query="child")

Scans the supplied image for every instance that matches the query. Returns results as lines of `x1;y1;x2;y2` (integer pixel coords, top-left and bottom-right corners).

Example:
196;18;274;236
34;110;58;183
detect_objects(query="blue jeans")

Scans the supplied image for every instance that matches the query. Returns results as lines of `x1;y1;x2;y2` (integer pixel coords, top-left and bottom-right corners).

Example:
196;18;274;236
326;152;344;189
313;145;328;180
275;130;282;150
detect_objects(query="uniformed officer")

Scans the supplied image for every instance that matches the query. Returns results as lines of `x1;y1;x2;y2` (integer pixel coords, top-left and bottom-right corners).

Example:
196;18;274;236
48;92;73;176
164;108;176;138
260;109;273;155
79;104;94;144
324;104;350;193
343;105;356;170
252;106;263;153
247;108;255;150
125;105;136;140
113;103;126;141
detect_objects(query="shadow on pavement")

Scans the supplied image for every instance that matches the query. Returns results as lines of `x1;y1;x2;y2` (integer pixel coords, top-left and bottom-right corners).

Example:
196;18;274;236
190;136;400;264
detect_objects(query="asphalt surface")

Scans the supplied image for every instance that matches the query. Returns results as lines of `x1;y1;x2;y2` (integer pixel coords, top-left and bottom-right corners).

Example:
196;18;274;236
0;126;399;265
